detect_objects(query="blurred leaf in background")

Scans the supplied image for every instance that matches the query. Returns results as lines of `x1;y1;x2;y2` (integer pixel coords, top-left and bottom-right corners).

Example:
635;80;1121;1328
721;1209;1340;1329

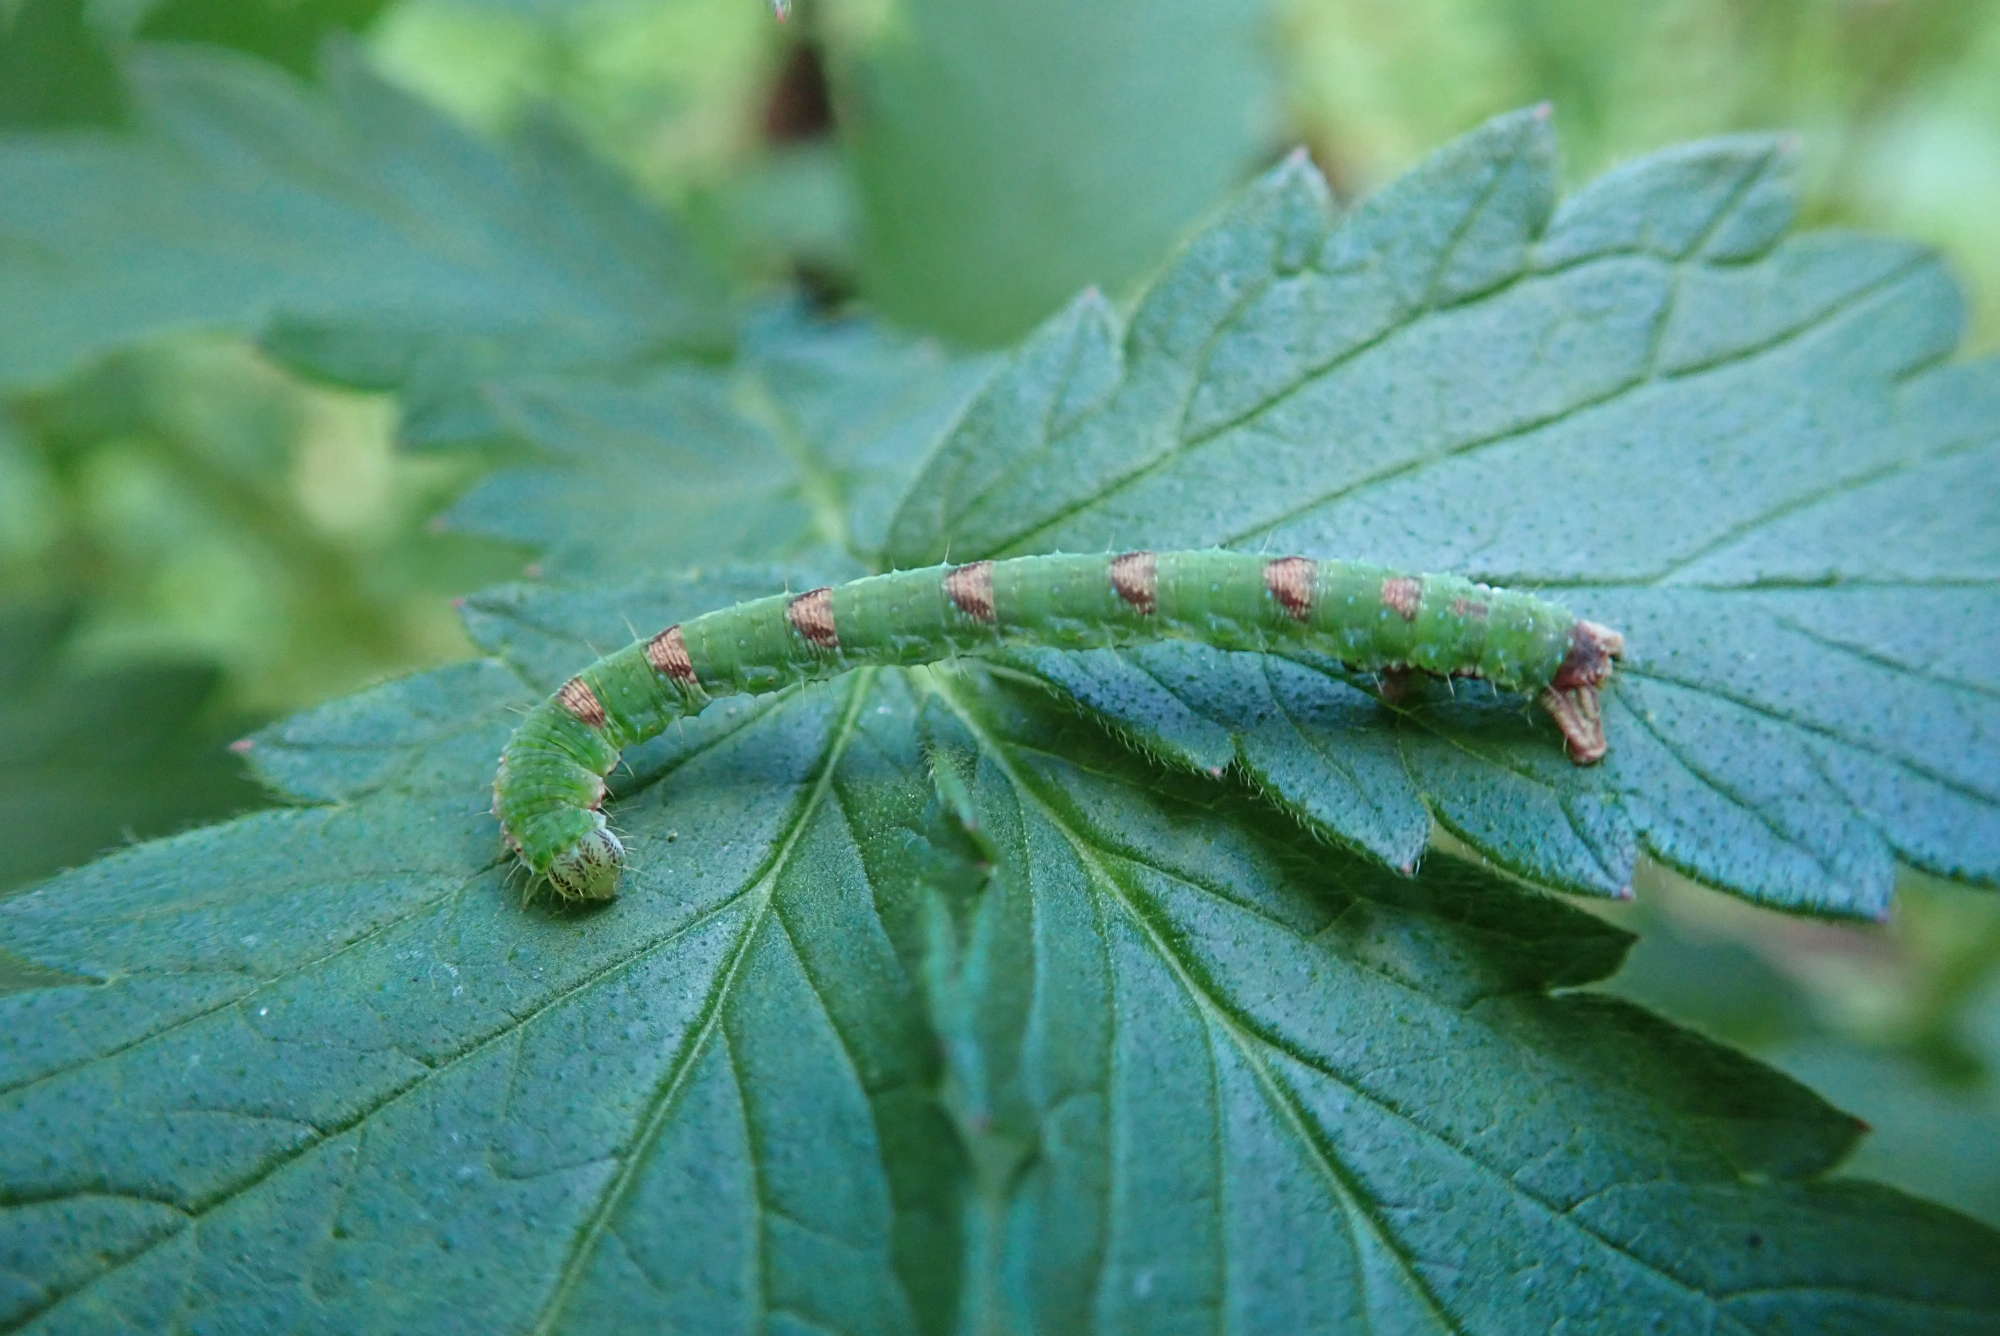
0;0;129;127
0;340;520;891
374;0;772;197
131;0;391;75
374;0;1284;344
818;0;1278;344
7;342;515;712
2;0;398;128
0;601;264;893
373;0;862;308
0;44;735;420
1601;871;2000;1227
1282;0;2000;348
372;0;2000;348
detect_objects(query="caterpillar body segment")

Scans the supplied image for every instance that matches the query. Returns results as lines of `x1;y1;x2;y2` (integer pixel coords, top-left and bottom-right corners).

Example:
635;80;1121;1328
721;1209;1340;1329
493;551;1625;901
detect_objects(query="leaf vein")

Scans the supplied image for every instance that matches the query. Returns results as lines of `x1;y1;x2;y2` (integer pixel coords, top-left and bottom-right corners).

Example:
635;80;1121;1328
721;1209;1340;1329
527;672;878;1334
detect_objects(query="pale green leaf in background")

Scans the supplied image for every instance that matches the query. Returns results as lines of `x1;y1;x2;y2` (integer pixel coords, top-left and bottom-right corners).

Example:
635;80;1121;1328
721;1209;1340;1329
820;0;1279;345
0;46;731;426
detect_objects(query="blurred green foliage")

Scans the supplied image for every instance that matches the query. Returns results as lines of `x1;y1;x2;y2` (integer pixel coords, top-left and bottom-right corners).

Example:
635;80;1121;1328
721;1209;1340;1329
821;0;1274;342
0;0;1994;1236
0;339;519;889
1283;0;2000;351
0;599;263;891
366;0;2000;348
1599;870;2000;1227
8;343;511;711
0;0;127;126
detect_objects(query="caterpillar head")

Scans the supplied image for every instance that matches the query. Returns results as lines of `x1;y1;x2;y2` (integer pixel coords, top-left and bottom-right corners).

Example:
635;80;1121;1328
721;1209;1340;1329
545;822;626;902
1552;620;1625;692
1541;620;1627;765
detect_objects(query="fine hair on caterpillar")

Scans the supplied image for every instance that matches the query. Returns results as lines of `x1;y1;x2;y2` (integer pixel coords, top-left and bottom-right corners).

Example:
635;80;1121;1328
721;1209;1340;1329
492;550;1625;901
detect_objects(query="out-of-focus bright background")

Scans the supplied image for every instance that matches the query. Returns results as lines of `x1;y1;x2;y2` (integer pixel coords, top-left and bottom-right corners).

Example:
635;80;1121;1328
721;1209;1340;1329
3;0;1996;1222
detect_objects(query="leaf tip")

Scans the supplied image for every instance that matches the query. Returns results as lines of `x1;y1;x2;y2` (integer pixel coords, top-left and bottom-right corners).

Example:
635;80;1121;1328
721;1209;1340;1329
1264;144;1333;202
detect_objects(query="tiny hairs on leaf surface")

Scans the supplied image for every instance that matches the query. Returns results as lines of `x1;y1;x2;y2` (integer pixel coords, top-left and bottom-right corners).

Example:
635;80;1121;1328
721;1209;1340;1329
493;549;1624;901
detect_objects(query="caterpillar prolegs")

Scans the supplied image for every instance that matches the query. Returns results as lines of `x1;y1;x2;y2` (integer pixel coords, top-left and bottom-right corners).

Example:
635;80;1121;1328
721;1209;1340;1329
493;551;1625;901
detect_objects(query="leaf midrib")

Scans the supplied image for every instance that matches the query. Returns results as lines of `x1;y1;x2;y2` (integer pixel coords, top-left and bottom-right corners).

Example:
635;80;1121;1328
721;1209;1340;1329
926;676;1464;1332
529;669;880;1334
927;673;1759;1332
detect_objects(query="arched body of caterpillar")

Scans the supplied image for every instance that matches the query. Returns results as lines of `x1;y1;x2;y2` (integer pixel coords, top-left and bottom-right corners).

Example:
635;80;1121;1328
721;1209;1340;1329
493;550;1625;901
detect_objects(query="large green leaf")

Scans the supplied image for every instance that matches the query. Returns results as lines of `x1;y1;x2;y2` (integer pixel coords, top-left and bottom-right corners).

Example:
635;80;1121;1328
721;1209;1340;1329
7;99;2000;1331
882;109;2000;918
5;567;1998;1332
0;44;730;421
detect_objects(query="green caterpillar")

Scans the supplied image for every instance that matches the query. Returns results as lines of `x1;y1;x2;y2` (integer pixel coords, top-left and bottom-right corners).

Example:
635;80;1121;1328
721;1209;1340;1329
493;550;1625;901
